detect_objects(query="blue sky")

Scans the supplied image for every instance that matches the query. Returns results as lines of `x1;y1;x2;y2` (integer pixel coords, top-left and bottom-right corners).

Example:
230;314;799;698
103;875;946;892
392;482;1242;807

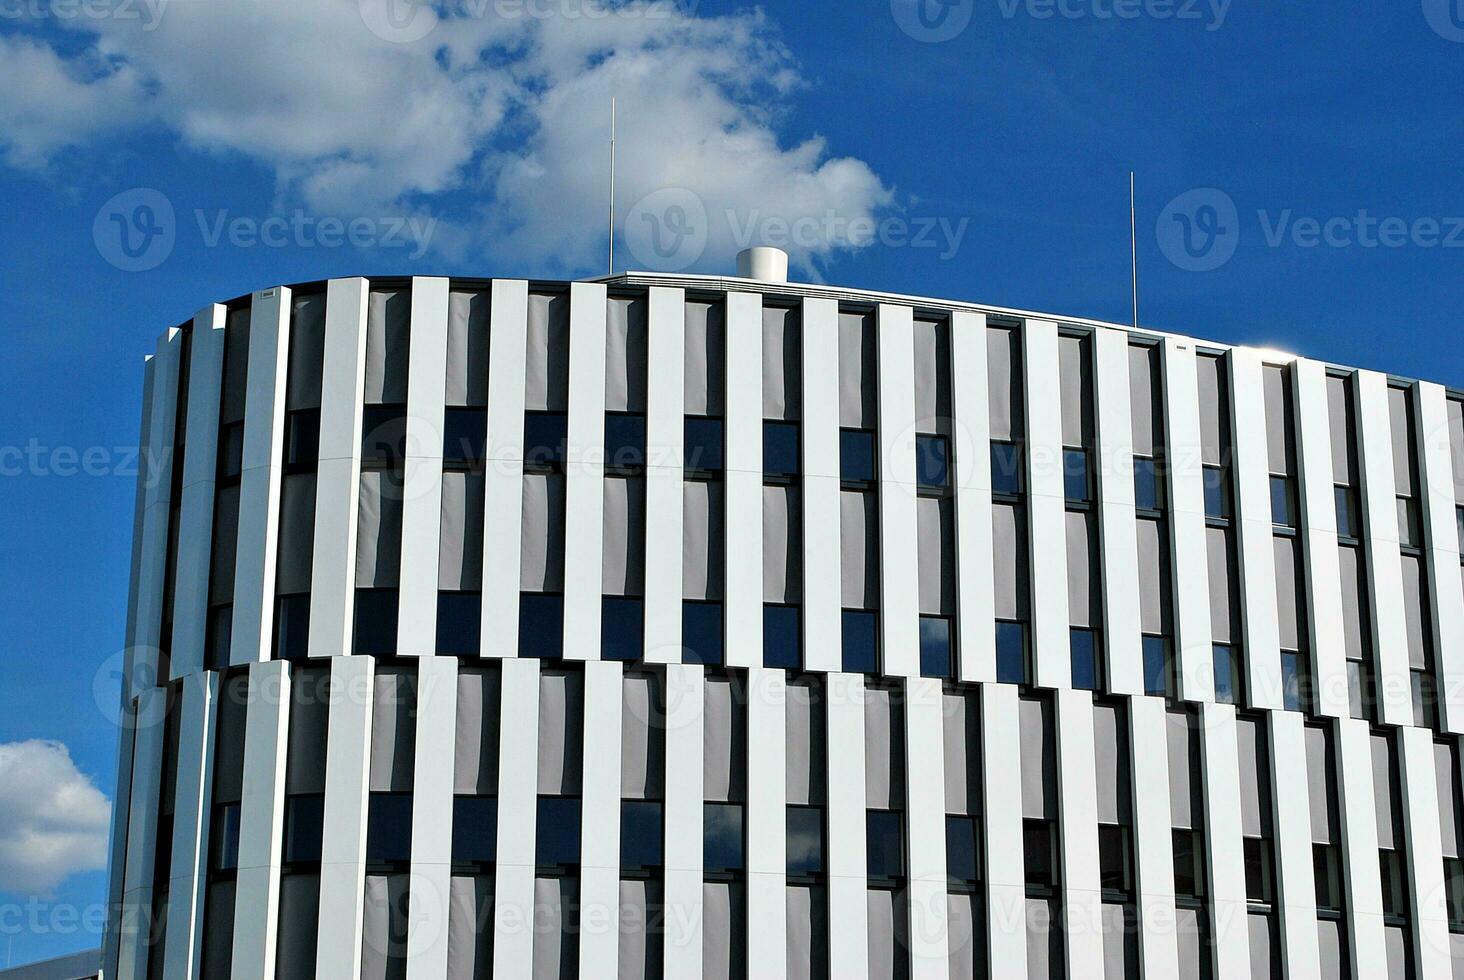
2;0;1462;964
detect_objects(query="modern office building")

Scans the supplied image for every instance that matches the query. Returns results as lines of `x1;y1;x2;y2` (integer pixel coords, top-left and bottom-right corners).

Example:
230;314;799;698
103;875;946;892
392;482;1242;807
102;248;1464;979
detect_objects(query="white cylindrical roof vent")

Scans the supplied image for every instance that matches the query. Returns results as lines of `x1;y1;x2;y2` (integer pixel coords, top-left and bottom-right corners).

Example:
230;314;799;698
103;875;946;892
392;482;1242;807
736;246;789;283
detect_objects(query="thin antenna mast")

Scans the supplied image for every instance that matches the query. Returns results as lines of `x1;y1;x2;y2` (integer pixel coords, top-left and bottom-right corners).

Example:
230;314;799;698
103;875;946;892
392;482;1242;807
608;97;617;277
1129;171;1139;332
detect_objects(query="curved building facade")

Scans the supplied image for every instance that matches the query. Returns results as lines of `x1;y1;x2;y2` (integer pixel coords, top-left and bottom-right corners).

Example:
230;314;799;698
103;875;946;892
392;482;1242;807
103;265;1464;979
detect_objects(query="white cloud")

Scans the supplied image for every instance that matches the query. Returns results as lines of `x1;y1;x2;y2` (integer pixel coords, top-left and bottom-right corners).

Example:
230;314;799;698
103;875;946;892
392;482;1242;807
0;0;891;274
0;741;111;896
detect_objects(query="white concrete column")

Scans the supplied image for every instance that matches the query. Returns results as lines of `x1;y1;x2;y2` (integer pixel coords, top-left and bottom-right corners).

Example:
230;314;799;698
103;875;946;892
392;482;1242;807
117;688;168;980
1023;320;1071;690
230;661;291;980
1293;359;1351;719
133;330;183;687
1163;340;1214;703
170;308;226;679
1399;725;1452;979
563;282;608;660
1335;717;1388;976
396;278;450;658
905;677;949;977
231;288;292;665
315;655;375;980
724;291;763;668
826;672;869;978
1094;327;1144;697
1417;383;1464;734
745;667;787;976
1356;370;1413;727
878;304;920;678
579;661;624;974
162;673;219;980
308;278;369;661
405;656;458;979
481;280;529;658
802;297;842;674
1055;689;1104;975
643;288;685;664
1197;701;1251;979
1268;710;1322;978
950;311;994;684
1229;348;1284;710
662;665;704;977
1128;696;1180;976
981;683;1027;977
492;657;541;975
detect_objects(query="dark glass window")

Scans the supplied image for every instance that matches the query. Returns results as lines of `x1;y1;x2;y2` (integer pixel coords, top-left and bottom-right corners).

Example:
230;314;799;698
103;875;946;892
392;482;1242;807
840;429;876;485
436;592;481;657
682;601;723;666
284;409;321;472
996;621;1027;685
211;803;241;873
605;414;646;472
1399;497;1422;549
1173;829;1203;899
519;594;564;659
206;604;233;670
786;807;825;876
946;816;981;889
1412;671;1437;729
1281;652;1306;712
763;422;800;481
283;795;324;866
602;596;644;662
1456;507;1464;553
621;801;663;870
443;407;486;467
366;794;414;866
220;421;245;481
841;610;879;674
1379;850;1406;917
1098;825;1131;896
867;811;904;880
919;616;952;679
523;412;568;472
917;435;950;491
1270;475;1295;527
1063;449;1090;504
1335;486;1359;539
1314;844;1342;913
1023;820;1057;889
763;604;801;669
1143;636;1170;697
362;405;407;468
704;803;744;873
274;593;311;661
1243;837;1273;904
1213;644;1239;705
684;418;724;474
1444;856;1464;931
991;443;1023;496
452;796;497;865
1203;466;1230;520
1134;457;1164;512
536;797;581;868
353;589;399;656
1070;629;1099;691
